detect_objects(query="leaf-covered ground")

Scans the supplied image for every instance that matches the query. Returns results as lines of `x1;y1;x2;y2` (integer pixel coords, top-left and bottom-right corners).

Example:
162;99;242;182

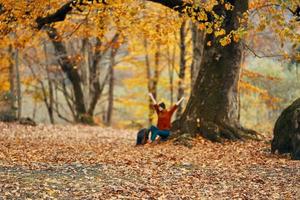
0;122;299;199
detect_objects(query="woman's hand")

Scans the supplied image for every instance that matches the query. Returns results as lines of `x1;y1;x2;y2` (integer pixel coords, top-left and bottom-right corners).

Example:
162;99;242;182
175;97;185;105
148;93;157;104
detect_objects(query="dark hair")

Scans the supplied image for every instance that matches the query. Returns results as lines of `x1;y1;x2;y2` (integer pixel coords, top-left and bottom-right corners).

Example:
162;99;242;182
159;102;166;109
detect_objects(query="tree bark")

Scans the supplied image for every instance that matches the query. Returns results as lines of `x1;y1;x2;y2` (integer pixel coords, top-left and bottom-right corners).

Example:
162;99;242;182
153;43;160;97
176;20;187;119
87;37;103;116
167;44;176;105
106;47;117;126
144;40;155;125
8;45;16;117
190;22;205;87
14;48;21;119
43;43;55;124
172;0;257;141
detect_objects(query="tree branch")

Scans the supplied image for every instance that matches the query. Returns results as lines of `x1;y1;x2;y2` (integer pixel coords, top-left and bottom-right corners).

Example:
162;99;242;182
249;3;298;16
35;0;110;29
147;0;212;22
242;42;286;59
147;0;192;12
36;0;212;30
36;1;74;29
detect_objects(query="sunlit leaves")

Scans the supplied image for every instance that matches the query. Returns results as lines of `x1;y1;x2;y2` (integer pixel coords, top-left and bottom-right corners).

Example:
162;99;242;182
197;10;208;21
219;35;231;46
214;28;226;37
224;2;234;11
206;26;213;34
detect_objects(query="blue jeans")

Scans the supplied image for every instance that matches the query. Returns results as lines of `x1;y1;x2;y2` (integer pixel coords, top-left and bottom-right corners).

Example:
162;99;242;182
150;125;170;141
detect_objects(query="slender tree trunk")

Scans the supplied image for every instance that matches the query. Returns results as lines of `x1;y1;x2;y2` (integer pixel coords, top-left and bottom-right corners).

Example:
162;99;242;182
43;43;55;124
106;48;116;126
153;43;160;100
81;38;89;107
15;48;21;119
238;50;246;124
176;20;187;119
87;37;102;116
167;44;176;105
145;41;161;125
296;65;299;82
32;99;37;120
173;0;257;141
8;45;16;117
144;40;155;125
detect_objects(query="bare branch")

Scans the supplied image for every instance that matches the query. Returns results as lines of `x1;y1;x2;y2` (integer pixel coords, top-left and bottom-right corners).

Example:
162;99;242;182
242;42;286;59
249;3;296;15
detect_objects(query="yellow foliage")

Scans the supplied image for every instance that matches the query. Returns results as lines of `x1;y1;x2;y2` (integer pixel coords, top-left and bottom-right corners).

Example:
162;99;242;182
239;80;281;109
198;23;206;30
224;3;234;11
233;33;240;42
220;35;231;46
206;27;213;34
198;11;208;21
0;81;10;92
242;69;281;81
214;29;226;37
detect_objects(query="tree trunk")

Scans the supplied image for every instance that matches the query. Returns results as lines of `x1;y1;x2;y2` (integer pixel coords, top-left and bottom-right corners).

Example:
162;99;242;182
8;45;16;117
173;0;257;141
87;37;103;116
153;43;160;100
15;48;21;119
167;44;176;105
45;25;89;123
176;20;187;119
43;43;55;124
190;22;205;88
106;48;116;126
81;38;89;107
144;40;155;125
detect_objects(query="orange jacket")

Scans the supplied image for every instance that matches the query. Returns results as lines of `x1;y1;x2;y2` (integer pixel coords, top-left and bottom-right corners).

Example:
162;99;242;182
153;104;178;130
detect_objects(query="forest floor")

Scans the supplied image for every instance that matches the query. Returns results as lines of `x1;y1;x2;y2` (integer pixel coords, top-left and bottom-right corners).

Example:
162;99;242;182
0;122;299;200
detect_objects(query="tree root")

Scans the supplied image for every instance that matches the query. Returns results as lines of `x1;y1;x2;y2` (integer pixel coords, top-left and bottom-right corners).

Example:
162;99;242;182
172;119;260;143
218;122;260;141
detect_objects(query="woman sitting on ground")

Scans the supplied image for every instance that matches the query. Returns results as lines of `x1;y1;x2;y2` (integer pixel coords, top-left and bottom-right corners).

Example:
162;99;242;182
148;93;184;143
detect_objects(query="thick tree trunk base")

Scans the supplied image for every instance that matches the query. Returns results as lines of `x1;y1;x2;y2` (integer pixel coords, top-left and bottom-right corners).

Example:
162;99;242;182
171;119;259;143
